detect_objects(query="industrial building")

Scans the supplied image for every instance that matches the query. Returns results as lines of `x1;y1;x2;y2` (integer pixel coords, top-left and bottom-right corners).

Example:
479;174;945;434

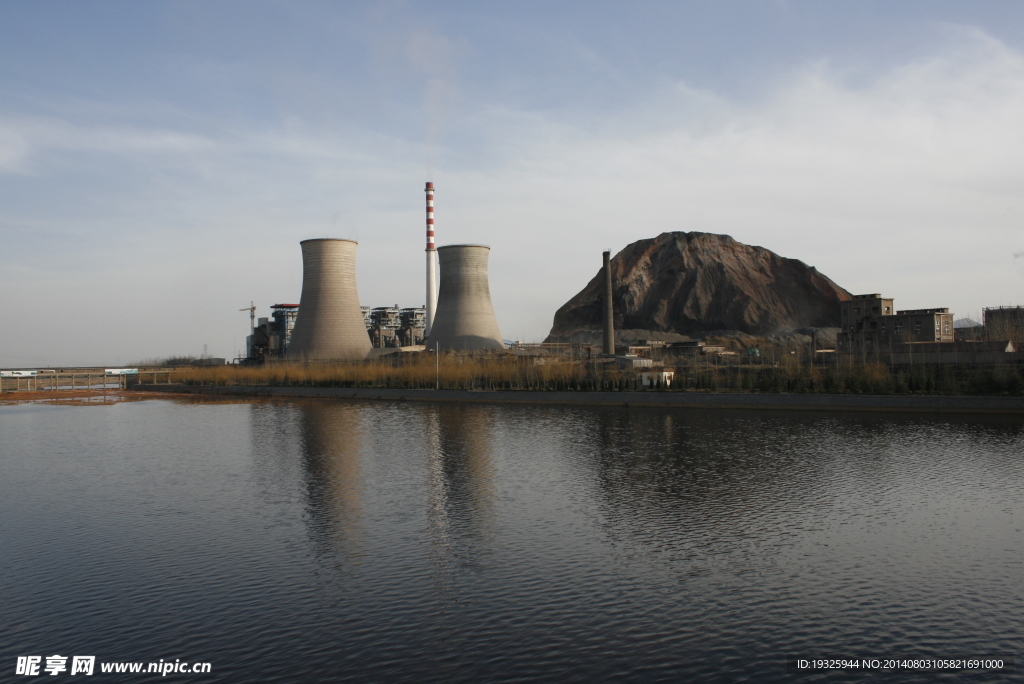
888;340;1019;365
246;303;299;362
245;301;424;362
428;244;504;351
984;305;1024;343
837;294;954;352
365;304;427;348
286;238;372;361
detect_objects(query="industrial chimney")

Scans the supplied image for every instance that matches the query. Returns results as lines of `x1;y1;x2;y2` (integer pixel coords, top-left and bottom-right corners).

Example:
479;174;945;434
603;250;615;355
285;238;372;361
428;244;504;351
425;182;437;336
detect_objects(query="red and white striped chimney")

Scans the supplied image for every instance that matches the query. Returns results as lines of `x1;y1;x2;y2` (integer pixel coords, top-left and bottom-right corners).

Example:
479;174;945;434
425;182;437;336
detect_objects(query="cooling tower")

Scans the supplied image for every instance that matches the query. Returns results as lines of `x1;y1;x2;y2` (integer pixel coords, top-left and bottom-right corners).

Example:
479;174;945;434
427;244;504;351
285;239;372;361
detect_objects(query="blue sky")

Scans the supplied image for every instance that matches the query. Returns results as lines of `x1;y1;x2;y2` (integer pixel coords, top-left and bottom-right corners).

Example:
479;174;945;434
2;1;1024;365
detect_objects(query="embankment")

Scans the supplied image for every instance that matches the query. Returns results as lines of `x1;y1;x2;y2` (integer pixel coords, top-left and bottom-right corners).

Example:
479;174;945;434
133;384;1024;414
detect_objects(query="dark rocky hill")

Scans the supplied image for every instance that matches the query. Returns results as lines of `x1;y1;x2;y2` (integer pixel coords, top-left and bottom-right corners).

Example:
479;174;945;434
545;232;851;343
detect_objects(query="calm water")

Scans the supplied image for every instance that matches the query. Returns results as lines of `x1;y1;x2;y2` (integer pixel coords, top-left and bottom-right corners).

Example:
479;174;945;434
1;397;1021;682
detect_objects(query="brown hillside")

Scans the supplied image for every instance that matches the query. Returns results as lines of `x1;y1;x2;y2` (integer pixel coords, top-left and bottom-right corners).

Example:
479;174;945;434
545;232;851;342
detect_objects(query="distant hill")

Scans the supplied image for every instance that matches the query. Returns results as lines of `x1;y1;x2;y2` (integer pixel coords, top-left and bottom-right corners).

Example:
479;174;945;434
545;231;851;343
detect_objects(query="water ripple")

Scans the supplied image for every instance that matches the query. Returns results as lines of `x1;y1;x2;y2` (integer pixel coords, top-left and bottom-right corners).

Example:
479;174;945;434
0;399;1021;681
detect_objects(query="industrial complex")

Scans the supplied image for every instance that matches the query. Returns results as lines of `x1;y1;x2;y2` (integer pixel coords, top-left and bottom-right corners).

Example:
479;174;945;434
242;182;507;361
4;181;1022;394
231;181;1022;372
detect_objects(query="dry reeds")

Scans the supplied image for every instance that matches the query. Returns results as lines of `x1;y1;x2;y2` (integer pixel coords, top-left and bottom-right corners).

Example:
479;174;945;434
174;353;596;391
166;350;1024;396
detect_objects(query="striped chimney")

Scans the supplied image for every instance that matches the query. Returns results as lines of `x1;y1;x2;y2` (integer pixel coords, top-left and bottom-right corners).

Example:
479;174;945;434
425;182;437;336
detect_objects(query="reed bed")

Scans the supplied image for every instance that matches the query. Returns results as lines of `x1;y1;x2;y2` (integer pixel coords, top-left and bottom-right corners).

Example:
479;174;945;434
169;352;1024;396
175;354;615;391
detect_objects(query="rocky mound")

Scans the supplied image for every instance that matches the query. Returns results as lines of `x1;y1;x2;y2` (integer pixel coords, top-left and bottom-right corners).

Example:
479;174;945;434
545;232;850;343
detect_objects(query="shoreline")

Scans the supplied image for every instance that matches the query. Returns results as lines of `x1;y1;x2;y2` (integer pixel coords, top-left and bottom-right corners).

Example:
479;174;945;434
0;390;167;405
131;384;1024;414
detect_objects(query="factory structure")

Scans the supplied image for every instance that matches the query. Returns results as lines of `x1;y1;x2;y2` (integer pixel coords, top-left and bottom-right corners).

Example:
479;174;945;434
246;304;299;363
427;244;504;351
984;306;1024;343
837;294;955;352
285;238;372;361
362;305;427;348
242;181;507;363
425;181;437;337
247;303;427;361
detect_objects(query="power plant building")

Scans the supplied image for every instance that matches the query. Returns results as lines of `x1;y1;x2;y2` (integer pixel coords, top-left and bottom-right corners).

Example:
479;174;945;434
838;294;954;352
428;244;504;351
365;304;426;347
285;238;372;361
246;303;299;362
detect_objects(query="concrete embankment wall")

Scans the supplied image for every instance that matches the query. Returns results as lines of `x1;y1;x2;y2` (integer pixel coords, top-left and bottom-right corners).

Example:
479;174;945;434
132;385;1024;414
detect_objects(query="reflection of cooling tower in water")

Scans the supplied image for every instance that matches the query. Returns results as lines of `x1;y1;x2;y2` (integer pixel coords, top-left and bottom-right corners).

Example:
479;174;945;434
286;239;372;361
427;245;504;351
298;402;365;555
430;404;496;533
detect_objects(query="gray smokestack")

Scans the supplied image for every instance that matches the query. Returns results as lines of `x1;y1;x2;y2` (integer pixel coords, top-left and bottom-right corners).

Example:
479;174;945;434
428;244;504;351
286;238;372;361
603;250;615;355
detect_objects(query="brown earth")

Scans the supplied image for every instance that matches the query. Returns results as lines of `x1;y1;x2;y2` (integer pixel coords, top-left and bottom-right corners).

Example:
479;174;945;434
546;232;851;344
0;390;158;405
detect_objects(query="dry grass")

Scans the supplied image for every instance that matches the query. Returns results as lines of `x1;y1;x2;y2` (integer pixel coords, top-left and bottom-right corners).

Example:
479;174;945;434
174;353;596;391
164;351;1024;396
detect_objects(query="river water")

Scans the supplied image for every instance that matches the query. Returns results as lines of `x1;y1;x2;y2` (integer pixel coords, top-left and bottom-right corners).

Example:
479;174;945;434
1;396;1021;681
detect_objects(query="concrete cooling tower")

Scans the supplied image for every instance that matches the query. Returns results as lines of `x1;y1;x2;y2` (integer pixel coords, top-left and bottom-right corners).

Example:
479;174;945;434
428;244;504;351
285;239;372;361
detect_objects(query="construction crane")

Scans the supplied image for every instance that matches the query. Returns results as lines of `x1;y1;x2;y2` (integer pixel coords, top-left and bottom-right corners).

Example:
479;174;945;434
240;301;256;334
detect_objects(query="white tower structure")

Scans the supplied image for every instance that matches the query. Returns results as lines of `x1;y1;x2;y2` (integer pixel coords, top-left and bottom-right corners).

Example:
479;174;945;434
286;238;372;361
428;244;504;351
425;182;437;337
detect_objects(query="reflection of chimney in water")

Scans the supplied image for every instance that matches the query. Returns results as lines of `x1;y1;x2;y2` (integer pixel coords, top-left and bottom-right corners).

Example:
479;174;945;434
298;402;365;558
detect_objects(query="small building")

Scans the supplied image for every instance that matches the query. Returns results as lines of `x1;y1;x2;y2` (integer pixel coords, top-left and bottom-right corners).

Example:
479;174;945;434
641;370;674;388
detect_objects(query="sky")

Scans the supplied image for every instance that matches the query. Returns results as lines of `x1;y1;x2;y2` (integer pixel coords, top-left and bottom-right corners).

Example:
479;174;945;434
2;1;1024;366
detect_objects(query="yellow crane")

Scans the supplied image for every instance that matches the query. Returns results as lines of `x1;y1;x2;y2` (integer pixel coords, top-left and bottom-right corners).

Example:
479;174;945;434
240;301;256;334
